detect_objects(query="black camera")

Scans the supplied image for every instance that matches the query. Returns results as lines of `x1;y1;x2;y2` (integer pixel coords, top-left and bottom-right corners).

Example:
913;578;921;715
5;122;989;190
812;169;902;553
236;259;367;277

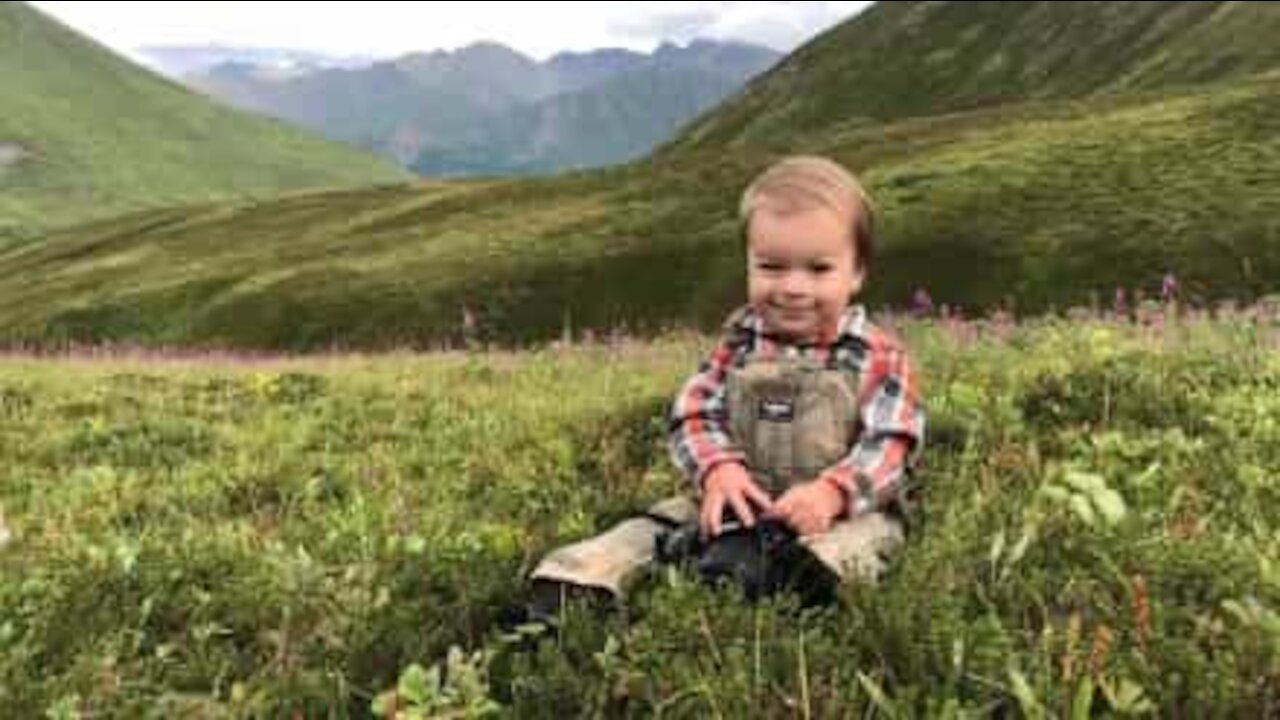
656;517;838;606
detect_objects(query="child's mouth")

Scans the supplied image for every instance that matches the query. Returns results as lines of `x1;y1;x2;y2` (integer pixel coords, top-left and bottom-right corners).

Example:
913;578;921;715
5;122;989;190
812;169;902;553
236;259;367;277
772;305;813;319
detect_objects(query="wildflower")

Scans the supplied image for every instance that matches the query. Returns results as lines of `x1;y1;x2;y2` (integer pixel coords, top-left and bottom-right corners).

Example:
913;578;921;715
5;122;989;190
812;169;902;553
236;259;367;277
1113;286;1128;318
1161;272;1179;303
911;287;934;317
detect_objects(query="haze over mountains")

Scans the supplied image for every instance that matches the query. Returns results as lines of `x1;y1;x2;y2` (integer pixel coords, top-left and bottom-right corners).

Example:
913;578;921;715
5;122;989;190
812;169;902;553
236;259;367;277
183;39;781;175
136;44;376;78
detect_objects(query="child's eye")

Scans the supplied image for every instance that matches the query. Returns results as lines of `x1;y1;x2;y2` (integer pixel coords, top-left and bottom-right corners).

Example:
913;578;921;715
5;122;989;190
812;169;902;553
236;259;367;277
810;262;834;274
756;261;784;272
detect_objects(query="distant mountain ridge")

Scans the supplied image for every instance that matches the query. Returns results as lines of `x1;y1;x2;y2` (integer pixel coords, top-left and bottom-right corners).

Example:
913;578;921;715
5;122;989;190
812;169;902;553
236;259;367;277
136;44;376;78
187;39;781;174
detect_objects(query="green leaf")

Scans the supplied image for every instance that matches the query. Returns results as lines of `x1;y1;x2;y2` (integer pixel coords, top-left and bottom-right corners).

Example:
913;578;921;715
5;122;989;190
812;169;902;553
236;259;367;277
594;635;621;670
371;691;398;718
988;529;1006;567
857;671;899;720
1101;676;1155;714
45;694;82;720
115;540;139;575
1008;668;1045;720
1222;598;1250;623
1008;525;1035;565
1071;677;1095;720
1130;462;1161;488
1092;488;1127;526
404;535;427;555
1069;495;1097;527
397;663;434;706
1064;470;1106;494
1222;597;1280;634
936;699;963;720
1039;484;1071;503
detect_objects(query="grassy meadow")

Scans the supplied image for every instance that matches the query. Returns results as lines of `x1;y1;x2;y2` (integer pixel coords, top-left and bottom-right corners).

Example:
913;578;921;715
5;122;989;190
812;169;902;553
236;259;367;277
1;304;1276;717
3;5;1279;715
3;73;1277;350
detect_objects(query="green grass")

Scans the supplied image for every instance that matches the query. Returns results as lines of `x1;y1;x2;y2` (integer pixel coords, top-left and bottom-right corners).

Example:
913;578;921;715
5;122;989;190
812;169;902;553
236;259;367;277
669;0;1280;151
1;312;1276;716
2;75;1277;350
0;2;410;233
4;1;1279;350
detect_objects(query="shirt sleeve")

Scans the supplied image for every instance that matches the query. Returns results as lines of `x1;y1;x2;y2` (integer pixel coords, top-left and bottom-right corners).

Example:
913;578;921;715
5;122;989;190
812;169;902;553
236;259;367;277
824;335;926;515
668;339;747;492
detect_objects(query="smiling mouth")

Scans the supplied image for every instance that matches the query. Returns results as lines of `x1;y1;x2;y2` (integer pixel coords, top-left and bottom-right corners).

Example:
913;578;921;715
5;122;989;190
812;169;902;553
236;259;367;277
772;305;813;316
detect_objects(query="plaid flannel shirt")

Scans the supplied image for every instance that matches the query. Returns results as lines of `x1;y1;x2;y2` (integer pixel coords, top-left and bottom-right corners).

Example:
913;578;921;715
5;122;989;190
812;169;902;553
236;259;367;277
668;304;925;516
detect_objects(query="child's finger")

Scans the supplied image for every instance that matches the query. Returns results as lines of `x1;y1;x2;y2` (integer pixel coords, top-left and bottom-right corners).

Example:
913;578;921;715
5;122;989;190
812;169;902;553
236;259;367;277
743;482;774;512
701;492;724;538
729;491;756;528
769;494;793;523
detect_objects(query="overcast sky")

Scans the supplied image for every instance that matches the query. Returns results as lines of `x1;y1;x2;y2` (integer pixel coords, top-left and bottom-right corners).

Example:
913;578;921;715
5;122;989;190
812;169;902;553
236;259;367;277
30;1;873;61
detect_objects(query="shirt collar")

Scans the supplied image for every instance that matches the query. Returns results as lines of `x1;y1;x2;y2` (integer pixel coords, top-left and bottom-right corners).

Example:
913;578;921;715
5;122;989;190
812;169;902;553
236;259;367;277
734;304;869;349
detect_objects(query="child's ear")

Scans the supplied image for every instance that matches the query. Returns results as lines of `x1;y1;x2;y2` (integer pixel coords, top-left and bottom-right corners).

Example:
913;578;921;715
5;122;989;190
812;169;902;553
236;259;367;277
850;266;866;296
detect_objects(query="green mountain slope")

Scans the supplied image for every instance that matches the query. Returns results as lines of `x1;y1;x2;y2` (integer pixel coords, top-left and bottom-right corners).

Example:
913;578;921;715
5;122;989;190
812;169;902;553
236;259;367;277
668;0;1280;151
0;2;410;235
2;1;1277;349
2;74;1276;349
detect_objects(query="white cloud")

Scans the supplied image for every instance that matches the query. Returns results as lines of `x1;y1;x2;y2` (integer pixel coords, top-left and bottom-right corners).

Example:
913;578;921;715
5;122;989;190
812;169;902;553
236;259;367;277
609;2;871;51
29;1;872;60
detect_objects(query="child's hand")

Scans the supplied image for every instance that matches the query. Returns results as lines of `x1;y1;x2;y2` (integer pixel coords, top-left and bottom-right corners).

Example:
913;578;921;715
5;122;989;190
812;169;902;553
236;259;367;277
701;462;773;538
770;478;845;537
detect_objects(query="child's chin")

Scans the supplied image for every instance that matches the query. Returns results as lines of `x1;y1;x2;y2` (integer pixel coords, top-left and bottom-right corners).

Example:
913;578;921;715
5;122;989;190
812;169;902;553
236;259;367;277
763;319;819;342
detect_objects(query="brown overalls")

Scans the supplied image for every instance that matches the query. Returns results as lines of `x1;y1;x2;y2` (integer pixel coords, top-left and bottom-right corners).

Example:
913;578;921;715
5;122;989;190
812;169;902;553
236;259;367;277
530;355;906;599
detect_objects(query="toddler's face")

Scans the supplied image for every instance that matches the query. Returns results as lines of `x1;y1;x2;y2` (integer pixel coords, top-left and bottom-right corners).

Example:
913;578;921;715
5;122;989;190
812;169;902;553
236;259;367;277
746;205;862;343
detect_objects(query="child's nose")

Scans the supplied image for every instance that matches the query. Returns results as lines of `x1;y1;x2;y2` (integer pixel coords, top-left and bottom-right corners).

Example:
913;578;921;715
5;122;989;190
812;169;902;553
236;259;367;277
780;271;810;295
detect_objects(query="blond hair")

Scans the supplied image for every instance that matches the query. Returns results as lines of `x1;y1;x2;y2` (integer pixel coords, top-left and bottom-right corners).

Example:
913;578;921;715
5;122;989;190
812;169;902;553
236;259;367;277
739;155;875;271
